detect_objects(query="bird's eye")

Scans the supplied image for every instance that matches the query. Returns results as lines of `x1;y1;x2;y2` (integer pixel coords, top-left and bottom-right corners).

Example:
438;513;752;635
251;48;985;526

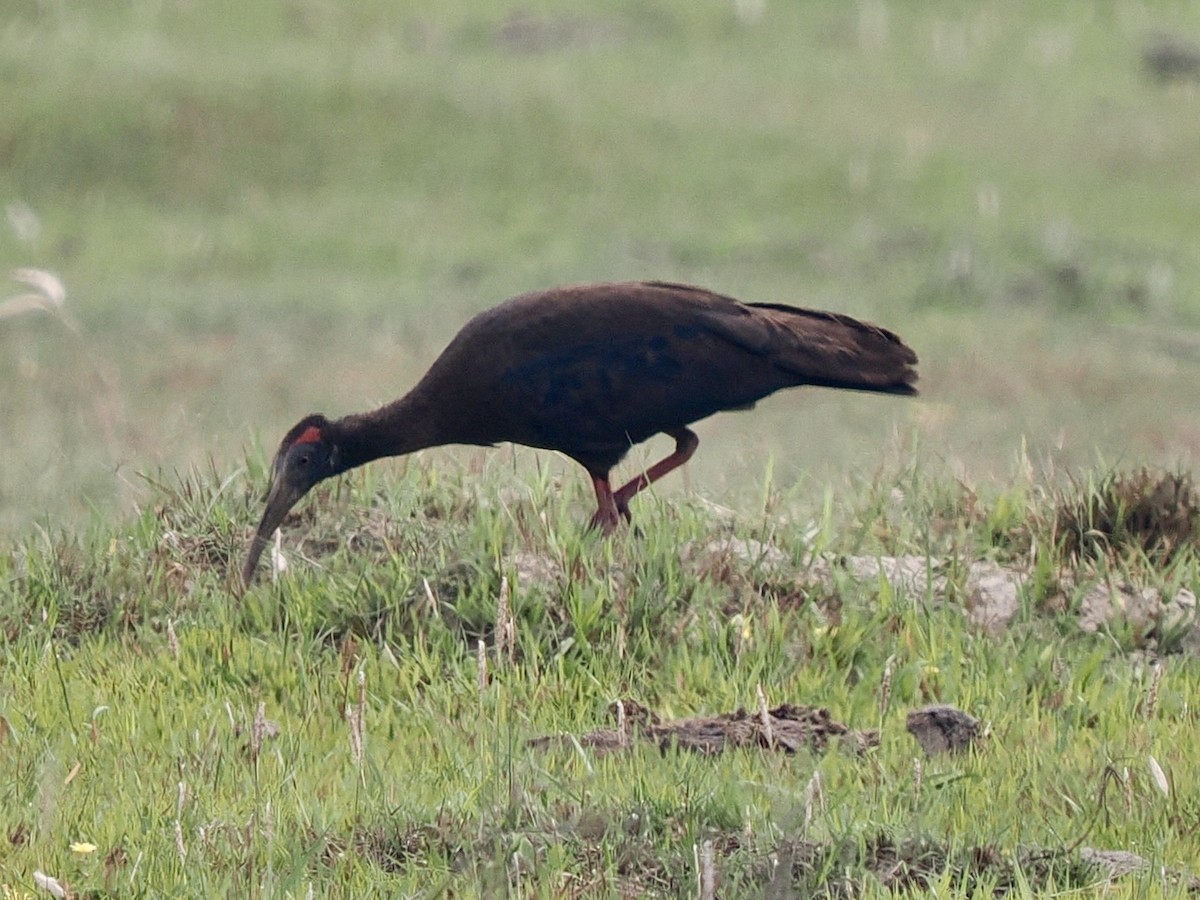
298;454;310;466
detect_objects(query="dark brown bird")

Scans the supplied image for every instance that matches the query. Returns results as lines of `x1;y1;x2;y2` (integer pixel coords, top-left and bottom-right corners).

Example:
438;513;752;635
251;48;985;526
242;281;917;583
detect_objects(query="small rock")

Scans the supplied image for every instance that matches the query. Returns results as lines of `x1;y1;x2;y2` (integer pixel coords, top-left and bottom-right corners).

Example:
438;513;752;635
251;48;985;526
965;561;1022;633
1077;582;1197;638
906;705;981;756
507;551;563;591
1080;847;1150;879
808;555;940;595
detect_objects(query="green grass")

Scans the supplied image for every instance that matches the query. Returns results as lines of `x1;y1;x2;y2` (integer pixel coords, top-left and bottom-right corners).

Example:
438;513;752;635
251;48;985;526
4;0;1200;894
4;463;1200;895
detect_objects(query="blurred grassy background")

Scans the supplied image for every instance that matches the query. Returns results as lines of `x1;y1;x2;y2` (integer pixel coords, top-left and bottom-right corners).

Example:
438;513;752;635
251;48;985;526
2;0;1200;532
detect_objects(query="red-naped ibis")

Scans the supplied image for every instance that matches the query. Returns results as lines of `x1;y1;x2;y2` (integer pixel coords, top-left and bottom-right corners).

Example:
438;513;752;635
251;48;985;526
242;281;917;583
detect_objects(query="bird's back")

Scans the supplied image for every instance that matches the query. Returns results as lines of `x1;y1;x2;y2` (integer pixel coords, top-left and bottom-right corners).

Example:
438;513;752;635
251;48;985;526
410;281;917;472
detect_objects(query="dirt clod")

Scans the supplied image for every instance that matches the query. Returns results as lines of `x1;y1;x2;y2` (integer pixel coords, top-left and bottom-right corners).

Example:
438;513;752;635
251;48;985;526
906;705;981;756
530;698;878;756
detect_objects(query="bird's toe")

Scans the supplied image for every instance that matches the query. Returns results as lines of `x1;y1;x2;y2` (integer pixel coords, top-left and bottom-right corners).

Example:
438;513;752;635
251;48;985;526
588;509;622;535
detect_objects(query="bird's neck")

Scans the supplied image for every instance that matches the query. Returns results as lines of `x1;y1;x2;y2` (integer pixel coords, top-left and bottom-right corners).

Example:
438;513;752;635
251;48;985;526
331;389;447;472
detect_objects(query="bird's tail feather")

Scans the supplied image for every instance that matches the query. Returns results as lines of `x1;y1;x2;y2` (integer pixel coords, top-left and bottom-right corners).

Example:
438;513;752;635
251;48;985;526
749;303;919;395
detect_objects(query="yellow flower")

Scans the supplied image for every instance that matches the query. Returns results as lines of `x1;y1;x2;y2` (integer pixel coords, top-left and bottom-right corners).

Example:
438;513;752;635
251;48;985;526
69;841;97;854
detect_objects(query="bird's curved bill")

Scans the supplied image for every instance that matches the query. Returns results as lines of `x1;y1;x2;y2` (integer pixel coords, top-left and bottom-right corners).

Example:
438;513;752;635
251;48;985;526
241;476;305;585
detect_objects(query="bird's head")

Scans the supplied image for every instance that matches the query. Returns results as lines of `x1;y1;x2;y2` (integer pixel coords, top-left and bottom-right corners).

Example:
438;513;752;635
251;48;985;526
241;414;342;585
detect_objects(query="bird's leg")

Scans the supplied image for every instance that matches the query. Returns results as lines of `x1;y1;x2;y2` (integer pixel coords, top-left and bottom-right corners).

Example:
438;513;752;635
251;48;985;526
612;428;700;519
589;474;622;534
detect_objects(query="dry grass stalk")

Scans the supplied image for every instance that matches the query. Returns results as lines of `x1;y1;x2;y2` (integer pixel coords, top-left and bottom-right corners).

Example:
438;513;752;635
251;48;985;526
174;819;187;863
756;683;773;748
270;530;288;582
1144;662;1163;720
166;619;180;659
697;839;716;900
349;667;365;765
495;576;514;666
879;654;895;719
913;757;923;805
422;577;441;619
3;267;129;467
12;267;64;305
1148;755;1170;798
1;268;69;325
477;639;487;693
251;703;268;762
615;699;627;745
380;641;401;671
1052;656;1069;691
804;770;824;830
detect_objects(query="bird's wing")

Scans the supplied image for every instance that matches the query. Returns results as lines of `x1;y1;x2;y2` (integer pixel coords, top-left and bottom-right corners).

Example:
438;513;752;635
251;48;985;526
696;301;918;394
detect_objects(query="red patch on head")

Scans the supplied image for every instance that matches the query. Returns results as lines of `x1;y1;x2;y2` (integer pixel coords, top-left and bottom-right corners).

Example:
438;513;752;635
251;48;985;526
295;425;323;445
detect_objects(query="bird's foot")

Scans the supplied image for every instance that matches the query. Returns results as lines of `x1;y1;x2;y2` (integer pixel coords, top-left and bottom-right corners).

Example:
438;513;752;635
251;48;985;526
588;508;622;535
